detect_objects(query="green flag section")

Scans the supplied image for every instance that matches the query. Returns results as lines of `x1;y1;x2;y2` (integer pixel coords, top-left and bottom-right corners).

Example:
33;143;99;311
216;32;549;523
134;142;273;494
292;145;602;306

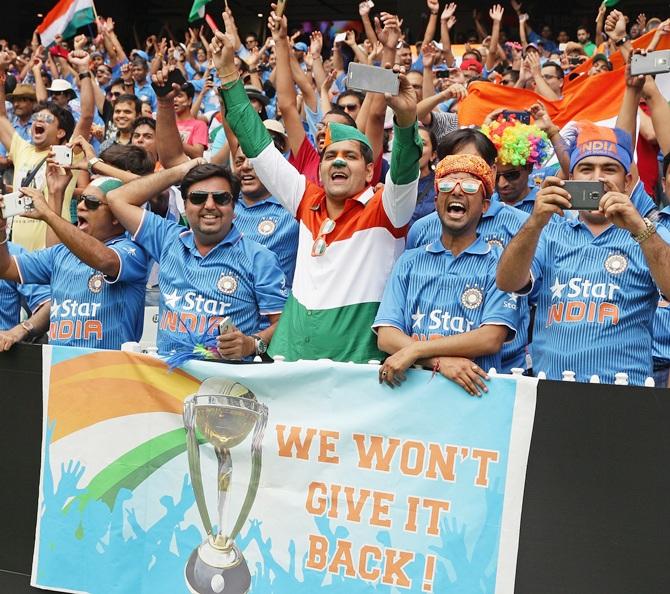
189;0;212;22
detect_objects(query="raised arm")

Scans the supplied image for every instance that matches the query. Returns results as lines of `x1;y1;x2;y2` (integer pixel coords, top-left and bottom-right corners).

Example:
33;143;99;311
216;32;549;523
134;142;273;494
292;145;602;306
309;31;327;90
358;1;378;46
422;0;441;47
594;2;607;46
69;50;94;141
289;49;318;113
472;9;488;42
615;60;645;145
485;5;505;72
153;67;189;168
643;76;670;155
0;52;16;150
440;3;458;68
529;102;570;177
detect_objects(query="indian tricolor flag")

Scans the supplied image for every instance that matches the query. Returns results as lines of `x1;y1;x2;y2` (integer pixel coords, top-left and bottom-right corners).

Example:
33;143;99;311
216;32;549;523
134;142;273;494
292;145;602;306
36;0;96;47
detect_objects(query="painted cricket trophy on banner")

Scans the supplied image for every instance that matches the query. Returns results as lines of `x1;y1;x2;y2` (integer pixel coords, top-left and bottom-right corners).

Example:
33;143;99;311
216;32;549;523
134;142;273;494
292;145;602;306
183;379;268;594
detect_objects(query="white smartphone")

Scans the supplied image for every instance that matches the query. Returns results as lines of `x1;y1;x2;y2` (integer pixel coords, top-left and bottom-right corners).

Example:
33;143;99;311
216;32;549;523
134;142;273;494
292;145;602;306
347;62;400;96
1;191;33;219
52;145;73;167
334;32;347;44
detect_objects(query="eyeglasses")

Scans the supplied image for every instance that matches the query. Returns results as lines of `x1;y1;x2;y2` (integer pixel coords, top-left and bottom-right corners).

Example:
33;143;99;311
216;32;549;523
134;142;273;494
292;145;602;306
311;218;336;257
50;90;70;96
187;190;234;206
496;170;522;183
32;113;56;124
437;178;483;194
339;103;359;112
77;195;103;210
109;91;122;99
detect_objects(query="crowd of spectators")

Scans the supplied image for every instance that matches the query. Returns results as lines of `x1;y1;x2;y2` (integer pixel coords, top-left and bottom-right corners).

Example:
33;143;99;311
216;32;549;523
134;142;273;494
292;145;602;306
1;0;670;389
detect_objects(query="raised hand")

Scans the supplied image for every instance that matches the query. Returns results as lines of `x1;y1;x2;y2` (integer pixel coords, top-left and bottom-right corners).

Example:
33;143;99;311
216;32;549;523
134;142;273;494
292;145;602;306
422;43;438;69
309;31;323;57
344;30;357;47
605;9;627;42
529;102;555;132
68;49;90;73
636;13;647;32
441;2;457;22
74;34;88;51
267;6;288;40
210;30;237;79
374;12;401;51
427;0;440;15
596;1;607;23
358;1;371;17
489;4;504;22
151;65;180;101
45;161;73;197
385;68;418;128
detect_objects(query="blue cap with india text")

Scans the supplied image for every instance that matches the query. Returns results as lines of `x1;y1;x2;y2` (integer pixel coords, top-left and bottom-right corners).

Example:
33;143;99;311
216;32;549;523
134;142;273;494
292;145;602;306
569;122;633;173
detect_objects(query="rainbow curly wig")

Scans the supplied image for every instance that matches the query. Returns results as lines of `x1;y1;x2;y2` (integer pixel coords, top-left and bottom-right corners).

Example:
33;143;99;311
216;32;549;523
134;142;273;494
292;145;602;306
480;116;551;168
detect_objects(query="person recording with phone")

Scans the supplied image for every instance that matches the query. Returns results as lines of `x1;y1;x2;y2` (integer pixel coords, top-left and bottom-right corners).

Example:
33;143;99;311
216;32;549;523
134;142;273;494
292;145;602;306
496;122;670;385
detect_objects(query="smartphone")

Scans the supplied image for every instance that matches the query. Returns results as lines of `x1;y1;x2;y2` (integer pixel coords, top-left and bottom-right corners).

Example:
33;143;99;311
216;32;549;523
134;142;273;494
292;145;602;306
334;32;347;44
204;14;220;34
558;43;568;52
347;62;399;96
563;180;605;211
275;0;287;19
435;70;451;79
218;316;237;335
51;145;73;167
1;191;33;219
502;110;531;124
630;50;670;76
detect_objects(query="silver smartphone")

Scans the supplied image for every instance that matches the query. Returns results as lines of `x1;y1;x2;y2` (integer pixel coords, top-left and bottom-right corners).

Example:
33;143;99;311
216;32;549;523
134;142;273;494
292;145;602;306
563;180;604;211
218;316;237;335
1;191;33;219
51;145;73;167
347;63;400;96
630;50;670;76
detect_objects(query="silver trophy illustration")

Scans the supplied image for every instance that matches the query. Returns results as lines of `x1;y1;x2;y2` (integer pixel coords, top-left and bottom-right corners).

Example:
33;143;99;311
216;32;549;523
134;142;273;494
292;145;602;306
183;378;268;594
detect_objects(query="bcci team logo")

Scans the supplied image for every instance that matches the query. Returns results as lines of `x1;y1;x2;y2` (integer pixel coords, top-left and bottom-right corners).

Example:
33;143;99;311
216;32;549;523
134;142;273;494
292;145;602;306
258;219;276;236
604;253;628;275
88;273;104;294
486;237;504;250
461;287;484;310
217;274;238;295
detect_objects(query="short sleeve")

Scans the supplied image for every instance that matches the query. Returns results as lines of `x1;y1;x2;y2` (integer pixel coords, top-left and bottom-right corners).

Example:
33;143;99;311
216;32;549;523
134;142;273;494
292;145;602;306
480;261;519;342
14;246;55;285
106;239;149;285
132;210;183;262
190;120;209;148
372;254;410;333
251;245;288;315
18;280;51;312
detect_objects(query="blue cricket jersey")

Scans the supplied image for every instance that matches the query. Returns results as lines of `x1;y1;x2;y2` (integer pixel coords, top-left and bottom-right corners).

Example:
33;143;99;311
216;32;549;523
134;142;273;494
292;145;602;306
407;201;530;372
373;236;519;372
14;236;148;349
0;242;51;330
491;186;539;215
233;196;299;287
133;211;288;355
652;207;670;367
526;217;670;384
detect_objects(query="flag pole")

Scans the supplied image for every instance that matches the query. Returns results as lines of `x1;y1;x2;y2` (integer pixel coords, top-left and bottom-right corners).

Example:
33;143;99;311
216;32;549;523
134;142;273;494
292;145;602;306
91;0;99;25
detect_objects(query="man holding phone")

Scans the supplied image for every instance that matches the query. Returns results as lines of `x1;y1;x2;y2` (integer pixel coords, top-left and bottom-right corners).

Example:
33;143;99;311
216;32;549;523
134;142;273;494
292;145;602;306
496;123;670;384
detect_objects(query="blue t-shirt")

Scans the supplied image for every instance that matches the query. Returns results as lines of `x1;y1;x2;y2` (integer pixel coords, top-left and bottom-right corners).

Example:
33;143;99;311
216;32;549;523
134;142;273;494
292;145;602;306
653;207;670;366
407;201;531;372
409;172;436;228
14;236;148;349
0;242;51;330
527;217;670;384
491;186;539;215
134;81;157;111
373;236;519;372
233;196;299;288
133;211;288;355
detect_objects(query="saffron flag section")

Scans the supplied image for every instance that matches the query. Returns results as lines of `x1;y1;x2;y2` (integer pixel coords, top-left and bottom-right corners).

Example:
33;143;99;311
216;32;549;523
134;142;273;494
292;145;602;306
36;0;96;47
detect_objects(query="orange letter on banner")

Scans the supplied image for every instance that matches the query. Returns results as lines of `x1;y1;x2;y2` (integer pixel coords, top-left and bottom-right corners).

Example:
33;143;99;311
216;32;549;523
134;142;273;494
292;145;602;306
318;430;340;464
422;498;451;536
404;496;420;533
399;440;425;476
370;491;395;528
306;534;329;570
328;539;357;577
471;449;500;487
353;434;401;471
359;545;382;581
344;486;372;523
381;548;415;588
305;481;328;515
276;425;317;459
425;443;458;481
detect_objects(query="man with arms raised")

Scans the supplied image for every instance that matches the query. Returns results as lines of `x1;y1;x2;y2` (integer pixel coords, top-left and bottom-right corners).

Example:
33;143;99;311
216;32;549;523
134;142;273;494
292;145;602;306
497;123;670;384
210;9;422;362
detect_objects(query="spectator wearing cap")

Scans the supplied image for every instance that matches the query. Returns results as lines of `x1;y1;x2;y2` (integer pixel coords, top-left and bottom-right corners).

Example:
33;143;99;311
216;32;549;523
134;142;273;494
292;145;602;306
174;83;208;159
131;57;157;112
6;84;36;142
293;41;309;71
374;154;519;394
460;58;483;82
244;85;269;120
232;119;299;288
589;53;613;76
46;79;76;111
497;122;670;385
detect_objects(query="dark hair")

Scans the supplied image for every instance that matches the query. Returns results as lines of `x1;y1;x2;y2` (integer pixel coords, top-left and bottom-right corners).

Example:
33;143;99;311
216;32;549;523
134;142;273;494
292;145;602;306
663;152;670;178
501;68;520;83
115;94;142;115
337;90;364;106
35;101;75;142
542;61;565;80
324;107;357;128
179;83;195;100
437;128;497;164
418;125;437;154
107;78;124;92
131;116;156;134
180;164;241;201
100;144;155;175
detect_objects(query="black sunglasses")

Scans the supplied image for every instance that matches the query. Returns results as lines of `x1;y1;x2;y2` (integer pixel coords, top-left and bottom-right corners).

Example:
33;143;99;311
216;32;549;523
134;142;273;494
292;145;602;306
187;190;234;206
50;90;70;96
77;195;103;210
496;170;522;182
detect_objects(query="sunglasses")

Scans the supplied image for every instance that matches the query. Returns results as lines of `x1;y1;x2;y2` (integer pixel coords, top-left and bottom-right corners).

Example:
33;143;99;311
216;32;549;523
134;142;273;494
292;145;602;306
50;90;70;96
32;113;56;125
496;170;522;182
77;195;103;210
187;190;234;206
339;103;359;112
437;178;483;194
311;218;336;257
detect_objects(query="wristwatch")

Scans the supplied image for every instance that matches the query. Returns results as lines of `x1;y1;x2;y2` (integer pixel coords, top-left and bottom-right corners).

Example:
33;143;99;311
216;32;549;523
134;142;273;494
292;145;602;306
251;334;267;355
20;320;34;337
615;36;629;47
87;157;102;174
78;71;92;80
632;217;656;244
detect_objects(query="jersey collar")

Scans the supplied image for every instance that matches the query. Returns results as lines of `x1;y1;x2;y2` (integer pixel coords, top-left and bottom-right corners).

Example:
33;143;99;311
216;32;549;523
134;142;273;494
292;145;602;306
426;234;491;255
237;194;282;209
